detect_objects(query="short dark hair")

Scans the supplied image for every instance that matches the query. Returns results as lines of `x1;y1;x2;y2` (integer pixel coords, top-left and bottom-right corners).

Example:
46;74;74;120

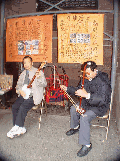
23;56;33;63
81;61;97;71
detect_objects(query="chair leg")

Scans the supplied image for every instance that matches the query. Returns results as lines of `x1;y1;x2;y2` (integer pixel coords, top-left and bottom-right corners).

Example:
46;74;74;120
39;115;41;130
106;120;109;140
45;101;47;116
38;99;47;129
106;112;111;140
38;100;42;129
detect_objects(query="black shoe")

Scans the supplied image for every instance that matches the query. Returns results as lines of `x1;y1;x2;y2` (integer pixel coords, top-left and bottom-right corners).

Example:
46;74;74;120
66;128;79;136
77;143;92;157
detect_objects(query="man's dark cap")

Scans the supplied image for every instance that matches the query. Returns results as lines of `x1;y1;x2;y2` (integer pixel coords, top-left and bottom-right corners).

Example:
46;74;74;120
81;61;97;71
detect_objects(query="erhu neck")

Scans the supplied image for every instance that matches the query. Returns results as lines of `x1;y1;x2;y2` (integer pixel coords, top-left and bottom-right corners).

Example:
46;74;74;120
27;64;45;88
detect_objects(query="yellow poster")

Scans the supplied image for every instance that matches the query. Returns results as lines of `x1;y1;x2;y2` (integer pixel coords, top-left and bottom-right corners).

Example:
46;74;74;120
6;15;53;62
57;14;104;65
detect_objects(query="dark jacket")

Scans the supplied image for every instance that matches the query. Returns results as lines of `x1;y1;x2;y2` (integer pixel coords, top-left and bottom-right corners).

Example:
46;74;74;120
67;71;112;117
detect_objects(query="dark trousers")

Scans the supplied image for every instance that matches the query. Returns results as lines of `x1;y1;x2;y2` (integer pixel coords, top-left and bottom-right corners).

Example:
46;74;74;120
70;105;97;145
12;95;34;127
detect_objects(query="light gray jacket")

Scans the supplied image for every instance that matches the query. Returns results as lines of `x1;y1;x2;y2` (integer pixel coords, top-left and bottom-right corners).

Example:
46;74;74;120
16;66;47;105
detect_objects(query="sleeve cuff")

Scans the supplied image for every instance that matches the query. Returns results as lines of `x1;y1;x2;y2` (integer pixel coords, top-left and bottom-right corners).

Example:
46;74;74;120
86;93;90;99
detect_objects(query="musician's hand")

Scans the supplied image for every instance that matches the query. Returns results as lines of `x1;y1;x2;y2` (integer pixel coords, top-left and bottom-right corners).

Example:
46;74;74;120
60;85;67;91
35;71;41;78
19;90;26;97
75;88;88;98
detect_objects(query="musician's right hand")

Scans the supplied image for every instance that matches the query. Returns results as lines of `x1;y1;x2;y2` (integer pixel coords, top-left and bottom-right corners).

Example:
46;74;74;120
60;85;67;91
19;90;26;97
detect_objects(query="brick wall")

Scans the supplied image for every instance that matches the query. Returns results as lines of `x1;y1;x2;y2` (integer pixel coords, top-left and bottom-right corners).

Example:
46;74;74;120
5;0;36;18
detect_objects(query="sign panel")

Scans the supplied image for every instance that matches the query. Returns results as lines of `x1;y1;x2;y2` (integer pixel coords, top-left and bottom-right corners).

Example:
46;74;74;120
57;14;104;65
6;15;53;62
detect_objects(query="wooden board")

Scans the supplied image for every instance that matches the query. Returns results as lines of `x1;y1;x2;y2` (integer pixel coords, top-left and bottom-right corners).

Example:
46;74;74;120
6;15;53;63
57;14;104;65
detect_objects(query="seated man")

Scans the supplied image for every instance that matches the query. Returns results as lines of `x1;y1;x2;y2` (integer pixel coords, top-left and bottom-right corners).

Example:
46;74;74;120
60;61;111;157
7;56;47;139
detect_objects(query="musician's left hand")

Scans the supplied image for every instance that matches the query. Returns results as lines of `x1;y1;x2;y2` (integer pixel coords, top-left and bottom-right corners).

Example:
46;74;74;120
75;88;88;98
35;71;41;78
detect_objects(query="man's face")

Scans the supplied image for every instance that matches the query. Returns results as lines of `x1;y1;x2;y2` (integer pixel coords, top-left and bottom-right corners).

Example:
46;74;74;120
85;67;97;80
23;58;32;71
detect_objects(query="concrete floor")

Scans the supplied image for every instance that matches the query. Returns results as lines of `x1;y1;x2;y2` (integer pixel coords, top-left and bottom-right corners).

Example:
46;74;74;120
0;106;120;161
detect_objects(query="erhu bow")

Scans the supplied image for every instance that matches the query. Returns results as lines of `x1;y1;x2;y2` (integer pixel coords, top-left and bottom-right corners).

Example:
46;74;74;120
63;90;85;115
62;63;88;115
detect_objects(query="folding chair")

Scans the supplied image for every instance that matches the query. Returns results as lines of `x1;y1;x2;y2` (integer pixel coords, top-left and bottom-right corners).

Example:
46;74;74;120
92;93;113;140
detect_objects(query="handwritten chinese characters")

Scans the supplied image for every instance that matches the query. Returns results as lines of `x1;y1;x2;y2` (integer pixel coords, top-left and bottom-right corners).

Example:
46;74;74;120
57;14;104;65
6;15;53;62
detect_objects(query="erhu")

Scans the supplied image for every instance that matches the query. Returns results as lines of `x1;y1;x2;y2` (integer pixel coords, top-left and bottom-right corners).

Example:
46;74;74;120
78;63;88;114
62;63;88;115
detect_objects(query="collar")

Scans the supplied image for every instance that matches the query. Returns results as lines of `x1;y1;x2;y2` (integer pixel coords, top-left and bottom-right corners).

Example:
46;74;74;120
28;66;34;72
89;78;92;81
